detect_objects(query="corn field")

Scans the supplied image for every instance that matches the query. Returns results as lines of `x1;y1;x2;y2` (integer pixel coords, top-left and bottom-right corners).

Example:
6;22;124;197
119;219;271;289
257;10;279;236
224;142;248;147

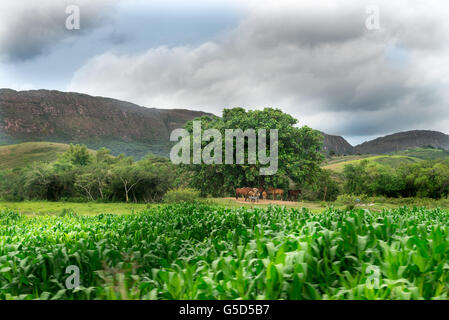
1;204;449;299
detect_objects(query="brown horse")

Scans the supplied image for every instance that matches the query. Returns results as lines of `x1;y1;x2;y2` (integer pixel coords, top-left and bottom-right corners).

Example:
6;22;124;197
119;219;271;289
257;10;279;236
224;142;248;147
268;187;284;200
288;190;302;201
248;188;260;202
235;187;252;201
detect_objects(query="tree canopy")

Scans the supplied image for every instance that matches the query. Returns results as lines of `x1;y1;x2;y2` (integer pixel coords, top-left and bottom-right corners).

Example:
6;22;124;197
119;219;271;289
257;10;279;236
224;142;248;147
182;108;324;196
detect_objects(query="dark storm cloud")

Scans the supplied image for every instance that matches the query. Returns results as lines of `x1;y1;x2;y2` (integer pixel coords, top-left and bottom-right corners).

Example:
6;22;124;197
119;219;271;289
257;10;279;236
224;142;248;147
337;101;447;138
238;3;367;49
0;0;118;61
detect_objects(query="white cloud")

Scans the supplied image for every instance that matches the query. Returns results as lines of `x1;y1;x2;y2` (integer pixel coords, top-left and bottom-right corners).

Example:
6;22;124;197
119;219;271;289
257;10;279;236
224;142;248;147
67;0;449;139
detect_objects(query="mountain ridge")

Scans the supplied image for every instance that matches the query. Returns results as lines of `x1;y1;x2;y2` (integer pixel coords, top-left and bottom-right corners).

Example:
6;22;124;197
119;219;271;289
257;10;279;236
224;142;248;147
321;132;355;156
322;130;449;156
1;89;448;157
353;130;449;154
0;88;213;158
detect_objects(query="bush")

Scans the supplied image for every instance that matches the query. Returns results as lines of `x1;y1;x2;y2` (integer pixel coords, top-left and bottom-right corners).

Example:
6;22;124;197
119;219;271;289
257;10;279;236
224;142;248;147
300;169;341;202
163;188;200;203
336;194;368;205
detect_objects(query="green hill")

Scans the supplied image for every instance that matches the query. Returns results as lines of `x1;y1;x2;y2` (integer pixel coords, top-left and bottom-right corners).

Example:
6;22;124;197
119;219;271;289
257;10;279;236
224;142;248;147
322;148;449;173
0;142;73;170
393;147;449;160
323;154;421;173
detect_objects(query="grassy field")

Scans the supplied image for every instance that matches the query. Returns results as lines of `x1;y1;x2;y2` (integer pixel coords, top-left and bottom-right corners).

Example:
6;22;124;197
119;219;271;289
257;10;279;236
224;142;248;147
206;197;449;212
2;196;449;218
0;199;327;215
1;203;449;300
0;201;151;216
323;154;372;166
209;198;326;212
323;154;421;173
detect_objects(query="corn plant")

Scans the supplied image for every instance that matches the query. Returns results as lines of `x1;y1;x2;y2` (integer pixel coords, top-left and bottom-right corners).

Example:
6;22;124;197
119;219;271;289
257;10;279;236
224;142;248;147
1;204;449;299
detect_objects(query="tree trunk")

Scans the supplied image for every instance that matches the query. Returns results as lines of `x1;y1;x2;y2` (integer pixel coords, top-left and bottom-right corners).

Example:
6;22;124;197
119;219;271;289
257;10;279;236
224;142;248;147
323;185;328;202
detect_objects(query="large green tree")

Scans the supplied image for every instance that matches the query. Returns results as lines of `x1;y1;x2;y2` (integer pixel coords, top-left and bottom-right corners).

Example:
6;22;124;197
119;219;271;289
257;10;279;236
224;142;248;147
181;108;324;196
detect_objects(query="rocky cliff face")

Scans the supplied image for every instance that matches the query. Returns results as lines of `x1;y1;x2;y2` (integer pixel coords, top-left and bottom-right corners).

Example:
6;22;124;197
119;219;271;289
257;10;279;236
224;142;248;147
321;130;449;156
321;132;354;155
354;130;449;154
0;89;210;157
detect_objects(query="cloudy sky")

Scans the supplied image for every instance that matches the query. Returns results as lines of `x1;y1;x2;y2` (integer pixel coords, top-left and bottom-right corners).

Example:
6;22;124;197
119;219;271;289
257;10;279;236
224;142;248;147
1;0;449;145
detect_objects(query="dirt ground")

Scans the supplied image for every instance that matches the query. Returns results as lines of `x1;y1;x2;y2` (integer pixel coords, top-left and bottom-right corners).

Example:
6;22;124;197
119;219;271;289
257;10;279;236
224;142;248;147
223;197;301;206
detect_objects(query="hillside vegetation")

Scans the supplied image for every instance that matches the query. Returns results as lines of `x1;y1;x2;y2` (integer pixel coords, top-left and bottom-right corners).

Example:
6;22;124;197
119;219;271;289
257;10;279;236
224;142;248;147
323;147;449;173
323;155;420;173
393;147;449;160
0;142;71;170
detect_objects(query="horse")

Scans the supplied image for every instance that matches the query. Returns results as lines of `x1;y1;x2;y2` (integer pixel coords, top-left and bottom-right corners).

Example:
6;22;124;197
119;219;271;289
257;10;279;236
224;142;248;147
235;187;252;201
288;190;302;201
262;191;267;200
268;187;284;200
248;188;260;202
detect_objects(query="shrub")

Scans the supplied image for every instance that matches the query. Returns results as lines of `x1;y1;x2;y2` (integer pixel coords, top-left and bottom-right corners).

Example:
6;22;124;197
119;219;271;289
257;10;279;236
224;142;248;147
163;188;200;203
300;169;341;202
336;194;368;205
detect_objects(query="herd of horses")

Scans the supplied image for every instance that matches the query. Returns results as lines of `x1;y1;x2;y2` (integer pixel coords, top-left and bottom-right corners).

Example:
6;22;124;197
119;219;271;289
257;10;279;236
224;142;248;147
235;187;301;202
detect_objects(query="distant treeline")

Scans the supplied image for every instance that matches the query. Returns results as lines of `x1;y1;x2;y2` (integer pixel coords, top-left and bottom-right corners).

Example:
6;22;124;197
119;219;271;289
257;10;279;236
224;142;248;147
342;158;449;199
1;143;449;203
0;144;180;202
0;142;338;203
